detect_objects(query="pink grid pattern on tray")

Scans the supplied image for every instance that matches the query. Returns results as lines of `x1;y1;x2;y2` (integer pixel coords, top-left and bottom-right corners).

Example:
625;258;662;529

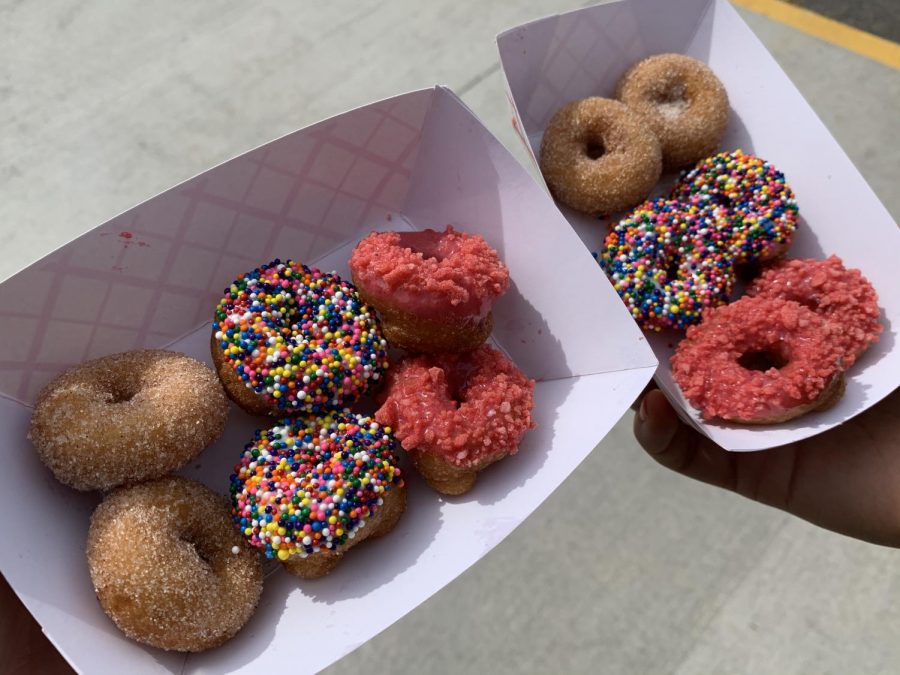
521;4;644;132
0;90;434;404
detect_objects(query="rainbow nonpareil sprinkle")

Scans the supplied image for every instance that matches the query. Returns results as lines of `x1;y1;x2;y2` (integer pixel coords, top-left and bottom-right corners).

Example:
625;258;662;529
213;260;388;414
671;149;799;263
599;151;800;331
599;198;736;331
230;412;404;560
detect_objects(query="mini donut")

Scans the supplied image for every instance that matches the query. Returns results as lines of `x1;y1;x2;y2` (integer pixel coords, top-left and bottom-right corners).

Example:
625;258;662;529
87;476;263;652
539;97;662;215
616;53;729;169
349;227;510;353
599;198;736;331
230;411;406;579
374;345;535;495
672;150;799;264
29;350;228;491
747;256;882;366
212;259;388;416
671;296;846;424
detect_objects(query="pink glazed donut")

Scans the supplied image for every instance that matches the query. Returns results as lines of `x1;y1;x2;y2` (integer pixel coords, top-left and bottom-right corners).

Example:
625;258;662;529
671;296;846;424
374;344;535;495
349;227;510;353
746;256;882;366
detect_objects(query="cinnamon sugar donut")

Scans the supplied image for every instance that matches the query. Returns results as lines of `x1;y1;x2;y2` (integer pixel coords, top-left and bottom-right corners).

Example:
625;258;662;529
87;476;263;652
375;345;535;495
29;350;228;491
747;256;882;366
671;296;846;424
539;97;662;215
616;53;729;169
349;227;510;353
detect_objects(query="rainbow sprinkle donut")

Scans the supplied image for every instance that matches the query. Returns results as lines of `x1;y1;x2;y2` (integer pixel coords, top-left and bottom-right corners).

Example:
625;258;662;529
212;259;388;416
230;411;406;578
672;150;799;263
599;199;735;331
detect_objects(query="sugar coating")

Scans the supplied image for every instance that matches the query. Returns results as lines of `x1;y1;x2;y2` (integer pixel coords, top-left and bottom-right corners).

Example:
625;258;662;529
230;411;404;561
374;345;535;469
747;256;882;366
86;476;263;652
616;53;729;169
539;97;662;215
671;296;845;422
213;259;388;415
657;99;689;121
599;198;736;331
29;350;229;491
349;226;510;320
672;150;799;264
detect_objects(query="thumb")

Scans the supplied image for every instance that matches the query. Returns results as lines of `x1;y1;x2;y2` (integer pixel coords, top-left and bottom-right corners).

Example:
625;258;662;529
633;389;738;491
634;388;680;456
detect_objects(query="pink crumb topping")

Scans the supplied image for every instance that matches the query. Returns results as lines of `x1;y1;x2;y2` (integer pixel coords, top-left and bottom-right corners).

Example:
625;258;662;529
349;226;510;319
671;296;845;422
747;255;882;366
374;345;535;468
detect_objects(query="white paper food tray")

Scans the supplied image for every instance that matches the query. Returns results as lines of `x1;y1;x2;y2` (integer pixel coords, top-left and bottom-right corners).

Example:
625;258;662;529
0;85;657;674
497;0;900;451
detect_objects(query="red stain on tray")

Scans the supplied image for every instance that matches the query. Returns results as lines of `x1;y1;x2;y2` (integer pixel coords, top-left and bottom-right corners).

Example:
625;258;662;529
99;230;151;273
121;231;149;246
99;230;150;248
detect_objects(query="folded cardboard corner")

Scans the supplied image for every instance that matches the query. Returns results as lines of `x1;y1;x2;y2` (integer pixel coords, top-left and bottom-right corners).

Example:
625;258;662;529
498;0;900;451
0;85;657;674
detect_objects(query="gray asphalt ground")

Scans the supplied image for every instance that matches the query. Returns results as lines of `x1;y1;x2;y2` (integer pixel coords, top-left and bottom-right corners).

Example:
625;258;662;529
789;0;900;42
1;2;898;674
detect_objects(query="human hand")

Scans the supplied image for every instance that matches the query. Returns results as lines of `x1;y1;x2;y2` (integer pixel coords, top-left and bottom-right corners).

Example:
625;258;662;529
633;387;900;548
0;573;74;674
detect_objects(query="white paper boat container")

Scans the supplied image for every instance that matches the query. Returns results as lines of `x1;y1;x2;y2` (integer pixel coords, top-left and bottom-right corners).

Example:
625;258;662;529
0;86;657;674
498;0;900;451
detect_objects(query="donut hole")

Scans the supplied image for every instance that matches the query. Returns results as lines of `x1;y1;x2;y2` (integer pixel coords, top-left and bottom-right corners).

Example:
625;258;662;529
107;380;141;404
191;540;212;566
175;509;216;568
665;258;682;281
109;390;136;404
584;140;606;160
654;81;687;105
738;346;789;372
397;230;447;262
710;193;736;209
653;82;689;119
443;364;474;408
179;534;215;569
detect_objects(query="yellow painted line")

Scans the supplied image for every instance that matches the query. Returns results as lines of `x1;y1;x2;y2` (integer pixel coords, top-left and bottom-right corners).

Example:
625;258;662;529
732;0;900;70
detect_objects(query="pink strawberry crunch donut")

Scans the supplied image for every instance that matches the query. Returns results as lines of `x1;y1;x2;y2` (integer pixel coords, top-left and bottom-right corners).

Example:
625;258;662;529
671;296;846;424
374;344;535;495
349;227;510;353
747;256;881;366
